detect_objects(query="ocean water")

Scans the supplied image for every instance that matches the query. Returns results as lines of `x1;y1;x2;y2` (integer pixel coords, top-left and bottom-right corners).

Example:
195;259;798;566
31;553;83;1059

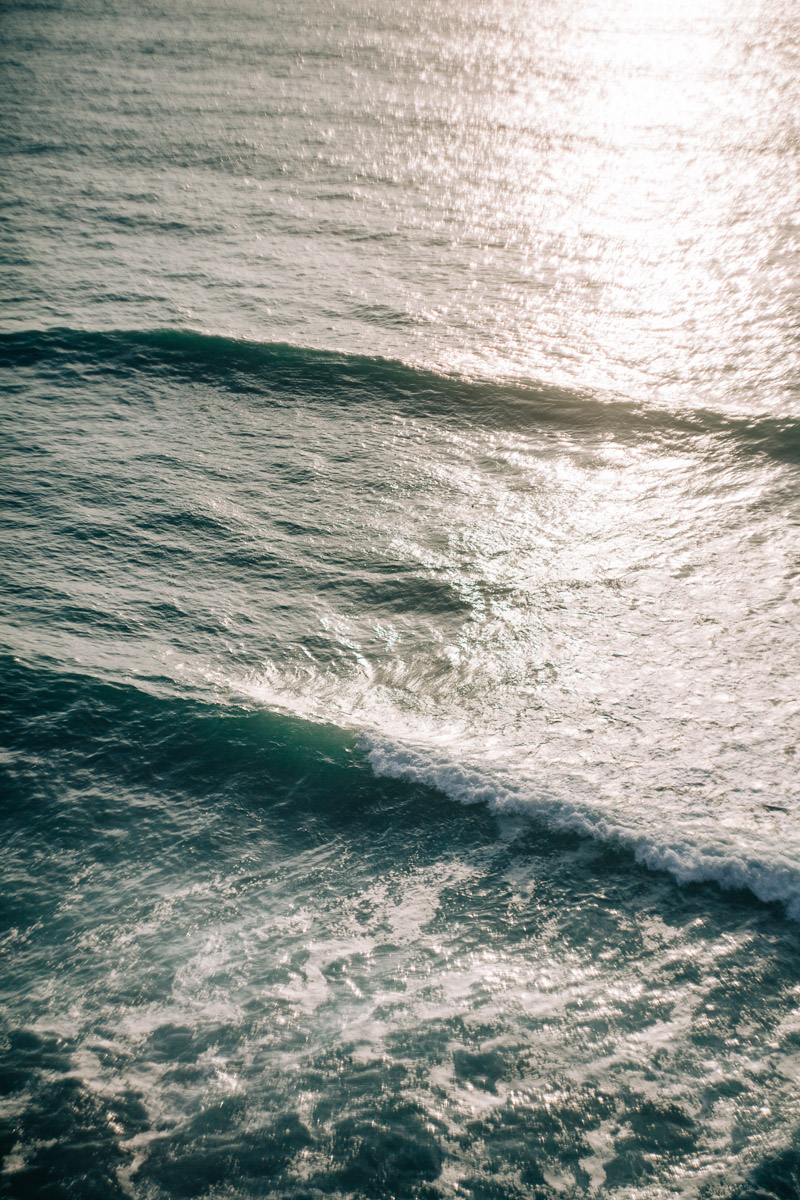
1;0;800;1197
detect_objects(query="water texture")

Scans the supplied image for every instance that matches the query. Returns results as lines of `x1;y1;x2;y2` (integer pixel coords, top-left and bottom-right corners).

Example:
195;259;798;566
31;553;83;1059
1;0;799;1196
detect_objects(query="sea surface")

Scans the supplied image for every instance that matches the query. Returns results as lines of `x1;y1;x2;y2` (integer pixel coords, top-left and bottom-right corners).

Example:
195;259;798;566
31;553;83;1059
2;0;800;1196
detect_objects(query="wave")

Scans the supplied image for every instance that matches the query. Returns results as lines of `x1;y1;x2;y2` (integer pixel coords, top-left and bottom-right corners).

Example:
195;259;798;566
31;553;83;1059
2;654;798;922
365;737;800;922
0;654;364;816
3;326;800;462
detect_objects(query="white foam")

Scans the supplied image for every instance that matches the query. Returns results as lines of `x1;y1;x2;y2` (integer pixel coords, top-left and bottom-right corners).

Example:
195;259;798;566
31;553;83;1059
363;734;800;921
205;645;800;923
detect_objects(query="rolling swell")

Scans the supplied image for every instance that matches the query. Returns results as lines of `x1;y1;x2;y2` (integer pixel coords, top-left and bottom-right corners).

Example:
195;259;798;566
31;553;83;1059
2;654;797;923
3;326;800;462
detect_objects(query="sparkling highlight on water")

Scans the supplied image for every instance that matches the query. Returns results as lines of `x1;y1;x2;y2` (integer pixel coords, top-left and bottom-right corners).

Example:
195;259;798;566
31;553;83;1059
1;0;799;1195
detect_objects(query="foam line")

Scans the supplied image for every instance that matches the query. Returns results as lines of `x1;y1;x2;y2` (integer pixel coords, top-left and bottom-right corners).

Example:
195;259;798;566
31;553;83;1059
365;736;800;920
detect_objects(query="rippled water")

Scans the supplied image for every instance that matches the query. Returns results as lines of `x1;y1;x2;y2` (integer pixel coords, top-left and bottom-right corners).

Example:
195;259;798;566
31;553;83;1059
2;0;800;1196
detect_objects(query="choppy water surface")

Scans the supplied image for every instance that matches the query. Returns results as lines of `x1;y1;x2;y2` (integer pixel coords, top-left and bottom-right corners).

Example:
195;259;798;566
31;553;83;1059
1;0;800;1196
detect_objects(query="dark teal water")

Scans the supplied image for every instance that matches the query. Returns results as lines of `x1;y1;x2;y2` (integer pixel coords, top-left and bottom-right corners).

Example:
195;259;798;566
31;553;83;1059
2;0;800;1196
3;651;800;1199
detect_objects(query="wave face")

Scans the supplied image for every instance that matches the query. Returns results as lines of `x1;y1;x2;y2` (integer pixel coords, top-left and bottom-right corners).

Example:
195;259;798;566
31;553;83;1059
3;0;800;1192
3;327;800;461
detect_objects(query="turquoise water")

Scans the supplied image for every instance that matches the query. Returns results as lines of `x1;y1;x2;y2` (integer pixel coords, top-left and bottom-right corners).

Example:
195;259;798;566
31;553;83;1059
2;1;800;1197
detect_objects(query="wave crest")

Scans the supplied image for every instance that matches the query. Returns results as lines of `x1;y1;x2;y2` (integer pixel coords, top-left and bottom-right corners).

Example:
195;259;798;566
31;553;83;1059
2;326;799;461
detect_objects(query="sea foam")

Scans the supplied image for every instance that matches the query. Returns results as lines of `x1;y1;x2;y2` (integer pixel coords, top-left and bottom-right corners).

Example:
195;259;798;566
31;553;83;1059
364;734;800;921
